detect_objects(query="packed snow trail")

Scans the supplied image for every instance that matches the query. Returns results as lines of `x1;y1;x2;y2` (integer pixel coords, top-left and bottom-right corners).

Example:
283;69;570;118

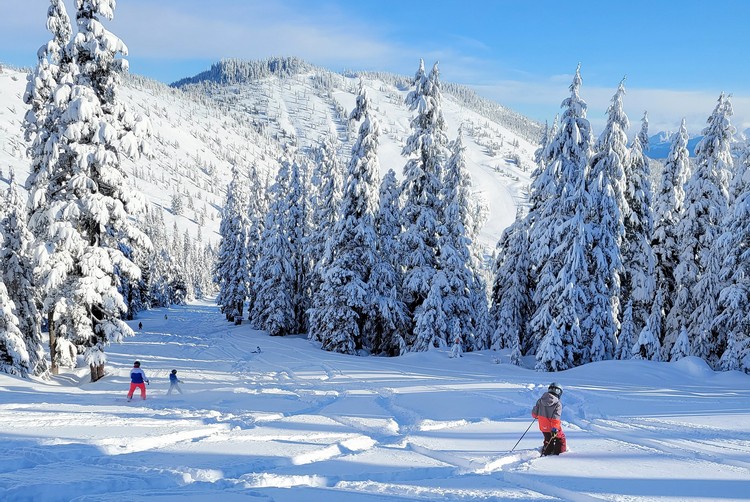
0;300;749;501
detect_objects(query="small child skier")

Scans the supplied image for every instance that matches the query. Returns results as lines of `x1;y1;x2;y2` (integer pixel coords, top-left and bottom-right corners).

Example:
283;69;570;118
127;361;150;401
167;369;184;395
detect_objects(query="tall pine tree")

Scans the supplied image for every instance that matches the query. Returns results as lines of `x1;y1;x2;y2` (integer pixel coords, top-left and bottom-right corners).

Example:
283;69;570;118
528;65;593;358
581;79;628;363
653;119;691;352
214;165;250;322
25;0;151;380
0;174;48;377
250;153;299;337
400;60;449;350
671;95;734;364
308;85;383;354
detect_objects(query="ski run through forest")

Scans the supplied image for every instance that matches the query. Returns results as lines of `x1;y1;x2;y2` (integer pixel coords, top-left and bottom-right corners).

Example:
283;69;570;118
1;2;750;500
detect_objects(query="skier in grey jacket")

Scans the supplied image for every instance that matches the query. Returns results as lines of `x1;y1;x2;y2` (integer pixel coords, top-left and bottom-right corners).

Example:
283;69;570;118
531;382;567;454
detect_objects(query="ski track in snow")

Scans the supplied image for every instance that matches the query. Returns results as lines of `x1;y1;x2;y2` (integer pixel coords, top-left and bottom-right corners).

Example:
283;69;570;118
1;302;750;501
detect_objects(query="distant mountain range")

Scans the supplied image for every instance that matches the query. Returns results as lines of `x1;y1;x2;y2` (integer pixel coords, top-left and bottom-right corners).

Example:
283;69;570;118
647;128;750;159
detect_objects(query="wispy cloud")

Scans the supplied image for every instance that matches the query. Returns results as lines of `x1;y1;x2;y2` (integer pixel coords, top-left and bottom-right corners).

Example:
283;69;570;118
473;77;750;136
110;0;416;72
5;1;749;137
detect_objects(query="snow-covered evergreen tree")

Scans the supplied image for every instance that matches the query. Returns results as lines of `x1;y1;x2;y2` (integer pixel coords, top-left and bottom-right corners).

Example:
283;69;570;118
631;318;662;361
307;138;343;298
653;119;691;350
527;65;593;357
399;60;450;350
535;324;567;372
438;135;490;351
23;0;72;157
368;169;408;355
250;153;299;337
714;144;750;373
0;282;31;377
670;326;691;362
0;174;47;377
620;112;655;337
308;85;383;354
214;165;250;321
581;80;628;363
638;111;650;152
245;162;269;318
25;0;151;380
671;95;734;364
615;300;635;360
490;209;530;355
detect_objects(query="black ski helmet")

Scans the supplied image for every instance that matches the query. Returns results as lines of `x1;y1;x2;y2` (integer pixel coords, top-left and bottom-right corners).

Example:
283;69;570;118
171;369;177;374
548;382;563;397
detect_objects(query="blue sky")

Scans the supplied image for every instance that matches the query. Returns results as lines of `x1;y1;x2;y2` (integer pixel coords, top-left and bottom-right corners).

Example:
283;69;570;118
2;0;749;135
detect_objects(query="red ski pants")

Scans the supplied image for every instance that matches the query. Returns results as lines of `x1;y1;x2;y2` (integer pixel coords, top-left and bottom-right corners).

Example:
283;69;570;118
128;382;146;400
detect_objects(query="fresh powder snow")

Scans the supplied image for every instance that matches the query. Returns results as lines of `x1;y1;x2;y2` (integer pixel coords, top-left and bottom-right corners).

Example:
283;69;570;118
0;300;748;501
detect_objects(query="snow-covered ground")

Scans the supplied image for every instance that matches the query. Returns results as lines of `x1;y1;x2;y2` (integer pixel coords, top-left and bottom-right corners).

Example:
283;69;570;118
1;301;748;501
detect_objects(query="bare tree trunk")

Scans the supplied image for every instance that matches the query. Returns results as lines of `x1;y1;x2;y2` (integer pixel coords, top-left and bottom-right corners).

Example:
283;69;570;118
48;312;59;375
90;363;104;382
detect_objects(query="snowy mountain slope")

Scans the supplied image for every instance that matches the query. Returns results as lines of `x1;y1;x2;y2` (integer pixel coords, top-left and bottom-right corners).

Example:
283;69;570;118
174;58;542;247
0;300;748;501
1;67;281;249
1;59;540;251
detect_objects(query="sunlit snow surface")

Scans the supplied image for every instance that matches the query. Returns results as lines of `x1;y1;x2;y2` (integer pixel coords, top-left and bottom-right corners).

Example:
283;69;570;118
1;300;749;501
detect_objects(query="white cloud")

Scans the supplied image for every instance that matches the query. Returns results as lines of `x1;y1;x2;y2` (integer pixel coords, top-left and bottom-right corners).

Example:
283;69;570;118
109;0;415;71
472;77;750;137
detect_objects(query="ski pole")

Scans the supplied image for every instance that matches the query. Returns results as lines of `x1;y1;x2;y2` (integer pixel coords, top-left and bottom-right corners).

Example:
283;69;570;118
510;418;536;452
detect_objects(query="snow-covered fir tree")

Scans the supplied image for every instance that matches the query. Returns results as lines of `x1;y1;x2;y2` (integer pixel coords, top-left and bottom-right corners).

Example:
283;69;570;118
581;79;628;363
0;174;48;377
22;0;72;158
631;318;662;361
308;85;384;354
528;64;593;357
535;325;566;372
437;134;490;351
0;282;31;377
245;162;269;318
653;119;691;350
524;115;559;354
671;94;734;364
537;206;589;371
215;165;251;322
368;169;408;355
250;152;301;337
670;326;690;362
292;157;313;333
634;288;664;361
306;138;343;301
713;144;750;372
638;111;650;152
25;0;151;380
490;209;530;358
621;113;655;337
615;300;636;360
399;60;450;350
140;210;179;307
